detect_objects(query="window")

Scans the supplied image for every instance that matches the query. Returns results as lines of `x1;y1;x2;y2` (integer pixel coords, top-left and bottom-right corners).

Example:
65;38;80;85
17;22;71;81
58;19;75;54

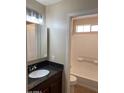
76;25;91;32
83;25;91;32
73;14;98;33
76;24;98;32
76;25;83;32
91;25;98;32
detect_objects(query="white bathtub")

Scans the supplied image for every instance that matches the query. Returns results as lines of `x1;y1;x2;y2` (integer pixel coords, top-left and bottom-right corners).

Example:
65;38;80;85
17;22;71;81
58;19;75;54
71;61;98;91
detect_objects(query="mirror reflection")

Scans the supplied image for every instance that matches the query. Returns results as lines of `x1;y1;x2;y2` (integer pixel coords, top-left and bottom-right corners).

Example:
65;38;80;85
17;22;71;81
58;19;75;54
26;8;47;63
26;21;47;62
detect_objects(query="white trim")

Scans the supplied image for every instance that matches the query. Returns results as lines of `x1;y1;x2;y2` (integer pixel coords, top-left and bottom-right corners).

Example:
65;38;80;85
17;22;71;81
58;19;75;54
72;14;98;20
65;8;98;93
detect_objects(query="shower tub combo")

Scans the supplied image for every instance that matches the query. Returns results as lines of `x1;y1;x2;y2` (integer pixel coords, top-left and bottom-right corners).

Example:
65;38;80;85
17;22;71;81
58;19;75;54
70;59;98;93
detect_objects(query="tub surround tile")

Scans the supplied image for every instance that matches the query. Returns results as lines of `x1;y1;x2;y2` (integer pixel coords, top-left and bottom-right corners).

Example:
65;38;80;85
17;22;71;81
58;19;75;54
71;61;98;82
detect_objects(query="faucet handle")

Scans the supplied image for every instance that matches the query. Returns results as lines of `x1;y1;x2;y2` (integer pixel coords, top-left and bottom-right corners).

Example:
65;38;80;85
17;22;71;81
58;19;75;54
29;65;37;72
33;65;37;69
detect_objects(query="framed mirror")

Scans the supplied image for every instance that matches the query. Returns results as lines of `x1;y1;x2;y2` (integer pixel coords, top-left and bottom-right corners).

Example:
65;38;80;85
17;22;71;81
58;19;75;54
26;8;48;65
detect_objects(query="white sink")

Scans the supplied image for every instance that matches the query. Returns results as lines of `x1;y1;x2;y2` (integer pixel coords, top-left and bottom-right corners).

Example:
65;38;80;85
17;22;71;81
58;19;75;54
29;69;50;78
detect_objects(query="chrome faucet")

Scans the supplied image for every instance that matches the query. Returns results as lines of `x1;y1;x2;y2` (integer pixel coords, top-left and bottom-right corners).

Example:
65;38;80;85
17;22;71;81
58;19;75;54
32;65;37;70
29;65;37;72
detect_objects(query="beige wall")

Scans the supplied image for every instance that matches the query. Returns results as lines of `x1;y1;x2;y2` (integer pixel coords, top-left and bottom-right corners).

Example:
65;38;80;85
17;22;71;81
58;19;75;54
46;0;98;64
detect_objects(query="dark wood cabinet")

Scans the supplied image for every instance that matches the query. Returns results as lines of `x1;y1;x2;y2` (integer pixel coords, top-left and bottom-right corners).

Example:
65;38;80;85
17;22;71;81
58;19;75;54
50;79;61;93
30;71;62;93
42;87;49;93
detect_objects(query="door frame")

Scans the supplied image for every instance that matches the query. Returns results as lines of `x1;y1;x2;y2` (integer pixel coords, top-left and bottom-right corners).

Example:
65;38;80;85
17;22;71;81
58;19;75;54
65;8;98;93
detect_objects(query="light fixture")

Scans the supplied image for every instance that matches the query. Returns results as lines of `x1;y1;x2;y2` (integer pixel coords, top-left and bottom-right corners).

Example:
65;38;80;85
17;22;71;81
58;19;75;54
26;8;43;24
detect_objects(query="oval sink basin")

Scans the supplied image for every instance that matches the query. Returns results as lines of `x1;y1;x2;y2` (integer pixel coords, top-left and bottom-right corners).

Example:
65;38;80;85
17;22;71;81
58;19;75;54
29;69;50;78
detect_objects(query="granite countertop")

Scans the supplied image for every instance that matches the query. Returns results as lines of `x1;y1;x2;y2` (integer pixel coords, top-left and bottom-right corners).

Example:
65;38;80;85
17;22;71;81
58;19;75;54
27;61;64;90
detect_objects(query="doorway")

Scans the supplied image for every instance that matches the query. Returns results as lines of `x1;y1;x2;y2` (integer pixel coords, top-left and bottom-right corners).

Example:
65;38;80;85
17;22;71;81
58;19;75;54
65;9;98;93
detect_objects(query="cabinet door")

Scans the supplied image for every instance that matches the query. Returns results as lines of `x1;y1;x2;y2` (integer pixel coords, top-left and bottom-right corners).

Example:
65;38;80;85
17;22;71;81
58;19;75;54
50;80;62;93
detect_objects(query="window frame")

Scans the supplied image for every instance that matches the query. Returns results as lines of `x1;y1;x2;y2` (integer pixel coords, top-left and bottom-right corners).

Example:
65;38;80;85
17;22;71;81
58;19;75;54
74;24;98;34
72;15;98;34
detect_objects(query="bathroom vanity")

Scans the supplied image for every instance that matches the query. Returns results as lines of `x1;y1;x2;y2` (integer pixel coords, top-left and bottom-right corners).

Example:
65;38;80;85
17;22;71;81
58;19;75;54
28;61;63;93
26;5;64;93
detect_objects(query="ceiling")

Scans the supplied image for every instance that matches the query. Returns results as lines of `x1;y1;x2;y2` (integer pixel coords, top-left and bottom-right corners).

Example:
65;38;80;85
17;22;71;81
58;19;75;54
36;0;63;6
